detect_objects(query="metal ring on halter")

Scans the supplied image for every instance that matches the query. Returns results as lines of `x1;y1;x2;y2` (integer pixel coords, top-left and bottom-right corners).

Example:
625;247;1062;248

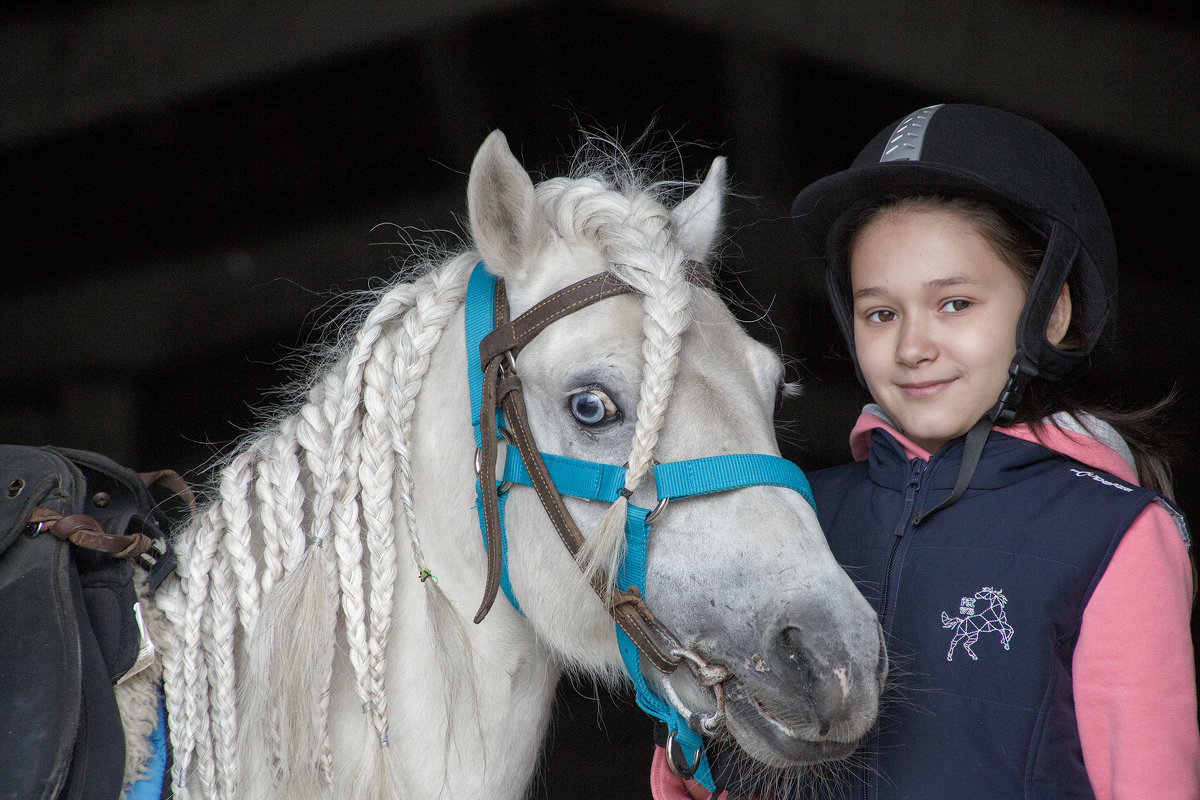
645;496;670;523
664;730;701;780
660;647;729;734
475;426;514;493
621;459;670;522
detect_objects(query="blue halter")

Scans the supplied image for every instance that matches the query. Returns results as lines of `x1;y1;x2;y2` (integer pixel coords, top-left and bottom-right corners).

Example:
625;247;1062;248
465;262;815;790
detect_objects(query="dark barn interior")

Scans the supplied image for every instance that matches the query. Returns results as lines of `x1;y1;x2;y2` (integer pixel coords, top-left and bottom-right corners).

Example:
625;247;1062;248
2;2;1197;796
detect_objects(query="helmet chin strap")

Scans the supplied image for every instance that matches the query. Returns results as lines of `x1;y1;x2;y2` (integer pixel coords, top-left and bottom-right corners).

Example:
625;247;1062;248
913;351;1038;525
992;353;1040;426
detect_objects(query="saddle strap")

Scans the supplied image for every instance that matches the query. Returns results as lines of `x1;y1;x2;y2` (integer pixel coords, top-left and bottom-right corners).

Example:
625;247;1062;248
30;507;156;562
475;274;683;674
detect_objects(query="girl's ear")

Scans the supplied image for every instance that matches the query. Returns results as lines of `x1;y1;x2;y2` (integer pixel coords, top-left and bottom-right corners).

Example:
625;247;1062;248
1046;283;1073;346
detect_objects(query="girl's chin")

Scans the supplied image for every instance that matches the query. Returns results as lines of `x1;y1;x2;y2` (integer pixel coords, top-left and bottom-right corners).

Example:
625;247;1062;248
894;419;973;453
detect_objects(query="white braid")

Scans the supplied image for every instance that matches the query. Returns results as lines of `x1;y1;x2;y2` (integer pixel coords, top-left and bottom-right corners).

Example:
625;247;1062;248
200;529;238;798
165;503;222;797
252;452;284;597
538;171;695;594
220;449;261;640
293;365;343;789
358;328;400;749
272;416;307;574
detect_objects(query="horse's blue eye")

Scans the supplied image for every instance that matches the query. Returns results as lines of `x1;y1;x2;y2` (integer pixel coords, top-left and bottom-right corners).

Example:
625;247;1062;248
569;390;614;425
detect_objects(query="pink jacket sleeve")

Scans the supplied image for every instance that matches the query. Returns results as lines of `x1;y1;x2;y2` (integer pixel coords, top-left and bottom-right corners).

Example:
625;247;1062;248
1074;502;1200;799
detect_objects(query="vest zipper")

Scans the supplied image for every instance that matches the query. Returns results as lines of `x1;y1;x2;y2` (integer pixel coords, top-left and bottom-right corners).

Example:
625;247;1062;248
878;458;926;630
863;457;927;800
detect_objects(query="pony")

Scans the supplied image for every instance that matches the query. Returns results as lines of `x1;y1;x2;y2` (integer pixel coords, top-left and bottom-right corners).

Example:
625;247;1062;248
144;130;886;799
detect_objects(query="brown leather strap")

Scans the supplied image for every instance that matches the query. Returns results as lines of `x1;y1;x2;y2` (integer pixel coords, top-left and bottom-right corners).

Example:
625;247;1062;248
495;367;682;673
472;272;683;673
31;507;155;561
473;350;508;624
480;273;637;366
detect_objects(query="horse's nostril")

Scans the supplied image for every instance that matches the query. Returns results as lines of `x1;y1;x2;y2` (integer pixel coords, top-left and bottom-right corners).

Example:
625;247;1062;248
777;626;816;679
779;625;803;649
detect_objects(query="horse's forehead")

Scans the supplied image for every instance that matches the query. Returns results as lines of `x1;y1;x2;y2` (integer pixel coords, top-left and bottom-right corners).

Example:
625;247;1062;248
678;293;777;377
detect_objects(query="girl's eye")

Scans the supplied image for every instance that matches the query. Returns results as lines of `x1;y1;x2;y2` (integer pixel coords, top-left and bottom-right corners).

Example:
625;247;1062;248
569;389;619;426
941;299;971;313
865;309;896;323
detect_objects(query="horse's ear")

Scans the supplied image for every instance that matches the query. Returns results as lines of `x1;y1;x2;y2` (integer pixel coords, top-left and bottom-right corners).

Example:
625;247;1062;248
468;130;544;281
672;156;726;268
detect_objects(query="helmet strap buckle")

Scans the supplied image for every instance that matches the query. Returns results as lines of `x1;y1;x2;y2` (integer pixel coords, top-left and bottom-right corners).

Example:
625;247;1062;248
991;355;1039;425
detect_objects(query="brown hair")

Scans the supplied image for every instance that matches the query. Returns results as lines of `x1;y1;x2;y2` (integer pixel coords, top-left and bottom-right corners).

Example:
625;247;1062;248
841;194;1179;499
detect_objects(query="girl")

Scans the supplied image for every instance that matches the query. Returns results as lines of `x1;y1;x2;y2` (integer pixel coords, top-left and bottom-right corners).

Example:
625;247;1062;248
651;104;1199;799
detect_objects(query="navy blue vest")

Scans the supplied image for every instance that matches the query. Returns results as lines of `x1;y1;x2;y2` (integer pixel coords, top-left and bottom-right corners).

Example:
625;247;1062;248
800;428;1159;800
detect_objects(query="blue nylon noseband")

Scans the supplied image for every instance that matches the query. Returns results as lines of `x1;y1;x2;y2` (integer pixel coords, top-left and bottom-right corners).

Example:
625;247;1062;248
465;262;815;790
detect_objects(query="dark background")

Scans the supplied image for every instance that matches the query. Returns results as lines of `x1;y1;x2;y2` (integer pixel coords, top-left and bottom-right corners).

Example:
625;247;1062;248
2;2;1196;796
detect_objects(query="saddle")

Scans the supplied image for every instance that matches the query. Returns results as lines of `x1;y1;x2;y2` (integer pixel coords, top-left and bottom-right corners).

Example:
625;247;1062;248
0;445;191;800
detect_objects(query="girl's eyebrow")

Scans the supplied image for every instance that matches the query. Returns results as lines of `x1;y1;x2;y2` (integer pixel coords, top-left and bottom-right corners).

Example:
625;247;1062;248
926;274;983;290
852;274;982;301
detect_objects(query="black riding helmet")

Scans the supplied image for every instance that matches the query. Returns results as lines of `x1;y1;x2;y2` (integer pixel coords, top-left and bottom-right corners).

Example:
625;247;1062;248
792;103;1118;425
792;104;1119;519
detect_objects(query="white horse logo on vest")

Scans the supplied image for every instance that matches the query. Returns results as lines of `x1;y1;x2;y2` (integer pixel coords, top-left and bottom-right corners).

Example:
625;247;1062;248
941;587;1013;661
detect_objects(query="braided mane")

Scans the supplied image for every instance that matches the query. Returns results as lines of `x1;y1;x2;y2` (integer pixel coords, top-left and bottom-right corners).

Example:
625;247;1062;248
154;139;702;799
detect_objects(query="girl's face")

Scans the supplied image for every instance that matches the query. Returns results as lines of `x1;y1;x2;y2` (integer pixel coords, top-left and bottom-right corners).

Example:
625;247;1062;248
848;207;1033;453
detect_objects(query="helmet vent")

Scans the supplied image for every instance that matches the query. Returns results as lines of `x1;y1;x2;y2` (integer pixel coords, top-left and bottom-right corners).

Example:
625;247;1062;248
879;104;944;163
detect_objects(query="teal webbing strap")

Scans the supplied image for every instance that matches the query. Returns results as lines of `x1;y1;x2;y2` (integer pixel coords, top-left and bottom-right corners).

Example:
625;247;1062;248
616;509;715;788
653;453;815;510
465;262;500;449
501;450;628;502
502;447;814;511
466;261;522;614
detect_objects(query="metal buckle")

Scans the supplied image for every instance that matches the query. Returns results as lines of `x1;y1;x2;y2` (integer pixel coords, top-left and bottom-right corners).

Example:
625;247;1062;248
500;350;518;376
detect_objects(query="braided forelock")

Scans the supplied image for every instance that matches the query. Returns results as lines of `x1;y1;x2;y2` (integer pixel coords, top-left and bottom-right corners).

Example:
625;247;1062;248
546;176;695;593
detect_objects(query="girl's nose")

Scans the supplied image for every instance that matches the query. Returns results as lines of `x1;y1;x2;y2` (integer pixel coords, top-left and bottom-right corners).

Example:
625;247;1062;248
896;317;936;366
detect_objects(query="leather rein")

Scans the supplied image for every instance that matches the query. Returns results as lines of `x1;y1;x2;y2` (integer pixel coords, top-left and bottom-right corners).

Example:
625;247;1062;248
472;270;687;674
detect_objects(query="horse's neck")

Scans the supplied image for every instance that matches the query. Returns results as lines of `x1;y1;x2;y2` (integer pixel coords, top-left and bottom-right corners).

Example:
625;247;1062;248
366;305;561;798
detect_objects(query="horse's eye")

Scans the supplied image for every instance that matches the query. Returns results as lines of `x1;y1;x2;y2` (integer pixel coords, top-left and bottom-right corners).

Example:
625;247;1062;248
569;389;618;426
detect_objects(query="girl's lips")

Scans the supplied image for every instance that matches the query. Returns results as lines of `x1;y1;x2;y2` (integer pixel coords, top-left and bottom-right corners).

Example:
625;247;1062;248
898;379;954;398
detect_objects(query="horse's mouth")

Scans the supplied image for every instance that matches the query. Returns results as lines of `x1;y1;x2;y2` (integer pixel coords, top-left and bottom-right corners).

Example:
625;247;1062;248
722;683;863;767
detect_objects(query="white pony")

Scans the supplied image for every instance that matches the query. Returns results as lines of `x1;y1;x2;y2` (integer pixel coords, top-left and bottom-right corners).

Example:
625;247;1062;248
150;131;885;799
